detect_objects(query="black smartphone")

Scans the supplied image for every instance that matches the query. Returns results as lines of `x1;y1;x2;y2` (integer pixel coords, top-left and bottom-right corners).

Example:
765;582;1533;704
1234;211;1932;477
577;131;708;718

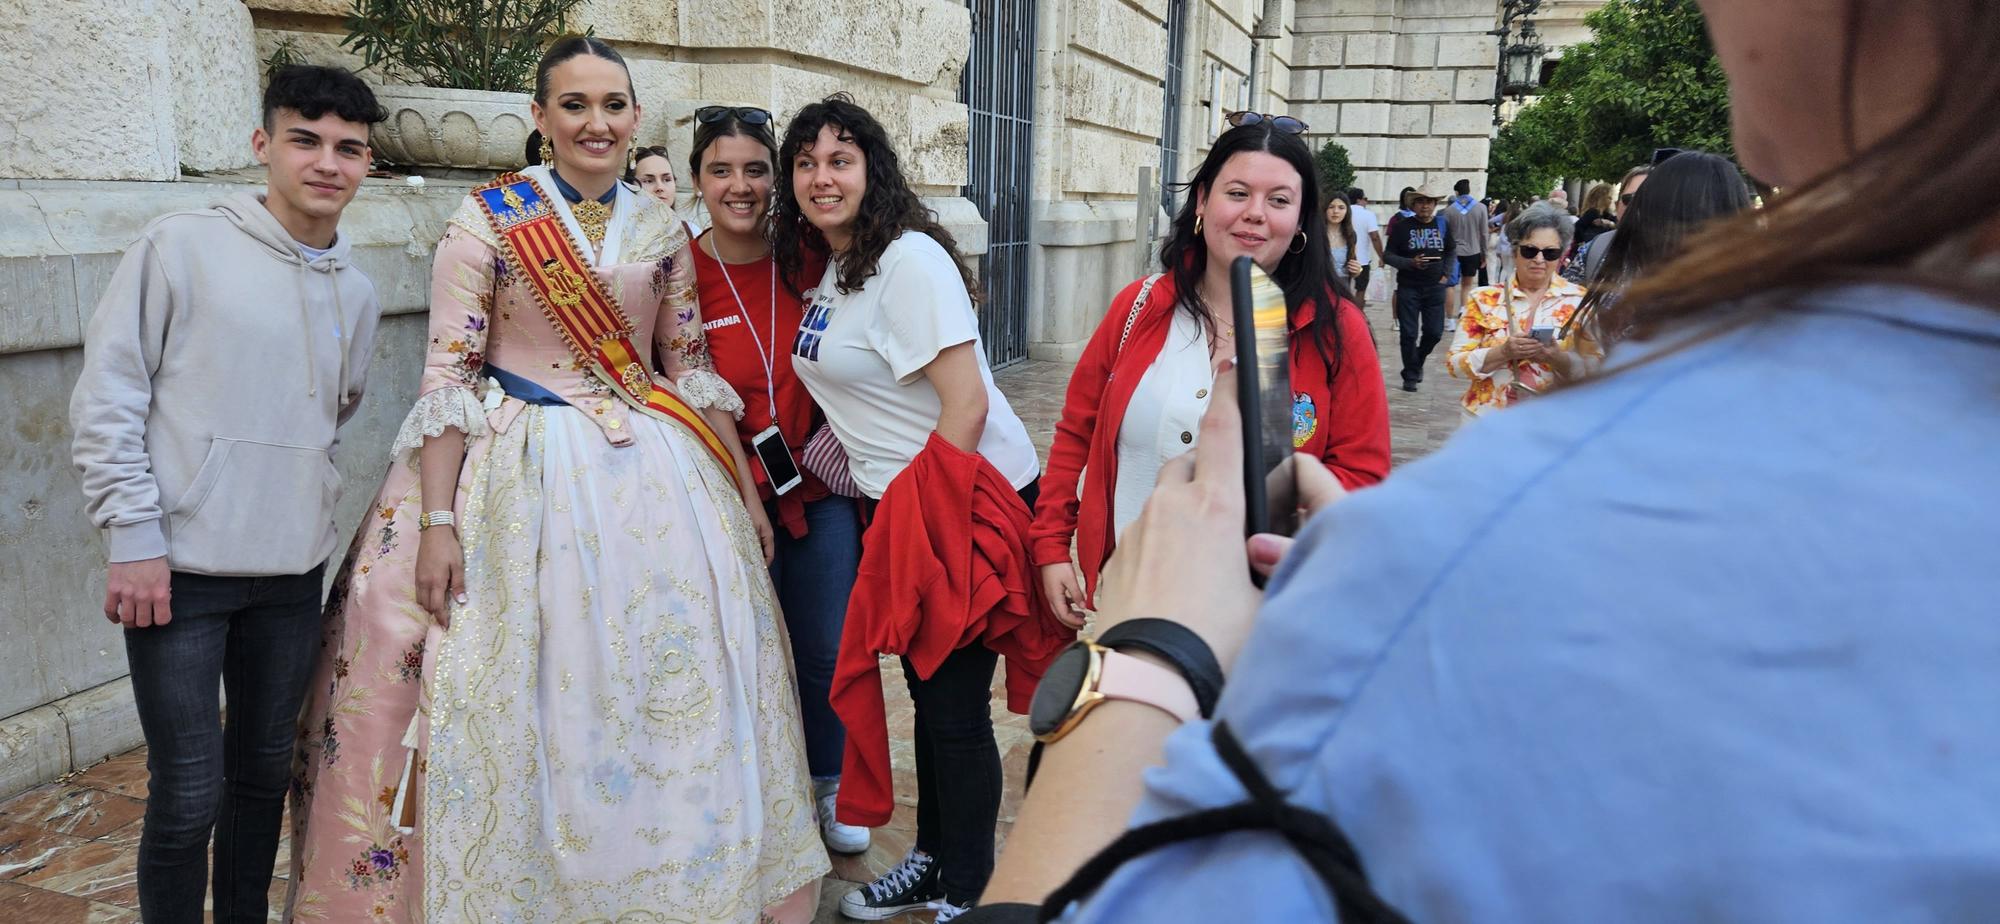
1229;257;1298;557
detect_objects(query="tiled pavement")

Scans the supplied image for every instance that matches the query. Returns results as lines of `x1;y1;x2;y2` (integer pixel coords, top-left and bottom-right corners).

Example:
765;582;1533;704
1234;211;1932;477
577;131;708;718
0;305;1460;923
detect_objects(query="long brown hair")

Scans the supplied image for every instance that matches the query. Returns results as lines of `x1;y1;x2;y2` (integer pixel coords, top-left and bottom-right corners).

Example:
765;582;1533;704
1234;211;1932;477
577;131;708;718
1610;0;2000;347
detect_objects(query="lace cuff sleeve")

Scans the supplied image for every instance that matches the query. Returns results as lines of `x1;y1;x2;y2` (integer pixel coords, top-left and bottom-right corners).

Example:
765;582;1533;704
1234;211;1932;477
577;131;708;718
674;368;745;419
388;386;490;461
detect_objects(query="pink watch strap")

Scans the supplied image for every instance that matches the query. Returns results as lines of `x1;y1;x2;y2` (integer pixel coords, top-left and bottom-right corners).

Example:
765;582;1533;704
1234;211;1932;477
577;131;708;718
1096;649;1200;723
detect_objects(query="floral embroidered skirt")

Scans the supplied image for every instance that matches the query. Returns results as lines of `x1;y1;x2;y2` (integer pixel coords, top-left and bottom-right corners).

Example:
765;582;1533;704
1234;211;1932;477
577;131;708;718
288;401;827;922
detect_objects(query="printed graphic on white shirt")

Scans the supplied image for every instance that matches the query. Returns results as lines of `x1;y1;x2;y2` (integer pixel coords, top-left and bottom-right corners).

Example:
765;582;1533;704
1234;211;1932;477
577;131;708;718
795;294;832;362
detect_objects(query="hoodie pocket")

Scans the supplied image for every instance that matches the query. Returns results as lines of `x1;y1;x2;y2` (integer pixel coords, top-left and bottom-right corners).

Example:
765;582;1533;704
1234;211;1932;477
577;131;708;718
167;438;338;576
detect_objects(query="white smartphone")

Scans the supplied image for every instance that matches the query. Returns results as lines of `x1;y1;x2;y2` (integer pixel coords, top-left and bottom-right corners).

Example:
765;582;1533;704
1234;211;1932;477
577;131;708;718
750;426;804;495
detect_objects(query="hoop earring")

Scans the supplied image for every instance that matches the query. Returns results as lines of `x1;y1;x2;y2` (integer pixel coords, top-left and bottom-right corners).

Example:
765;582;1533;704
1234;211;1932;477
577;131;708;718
1289;231;1307;255
539;135;555;166
1193;214;1204;235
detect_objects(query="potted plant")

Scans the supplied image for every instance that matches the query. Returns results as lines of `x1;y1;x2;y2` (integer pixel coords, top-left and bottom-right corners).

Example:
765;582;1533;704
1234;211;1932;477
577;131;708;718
343;0;589;170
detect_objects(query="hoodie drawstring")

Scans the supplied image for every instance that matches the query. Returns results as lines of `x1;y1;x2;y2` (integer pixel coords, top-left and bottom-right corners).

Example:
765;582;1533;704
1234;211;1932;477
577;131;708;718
296;265;319;399
295;260;349;409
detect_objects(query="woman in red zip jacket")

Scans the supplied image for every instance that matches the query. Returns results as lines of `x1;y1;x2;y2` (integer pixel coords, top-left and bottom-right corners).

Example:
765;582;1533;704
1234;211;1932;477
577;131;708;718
1029;114;1392;619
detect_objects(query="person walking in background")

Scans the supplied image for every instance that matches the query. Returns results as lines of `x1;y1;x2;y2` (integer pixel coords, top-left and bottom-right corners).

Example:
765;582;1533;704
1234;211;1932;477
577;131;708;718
1325;191;1363;291
1347;187;1384;307
1383;182;1454;392
1447;202;1600;419
1443;179;1490;320
682;104;873;858
1580;165;1652;282
1572;151;1754;344
68;66;386;924
1031;118;1389;627
288;37;827;923
1385;186;1419;330
771;94;1066;923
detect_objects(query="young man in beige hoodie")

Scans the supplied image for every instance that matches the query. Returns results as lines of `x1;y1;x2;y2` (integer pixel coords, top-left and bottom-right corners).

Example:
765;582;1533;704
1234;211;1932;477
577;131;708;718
68;65;385;924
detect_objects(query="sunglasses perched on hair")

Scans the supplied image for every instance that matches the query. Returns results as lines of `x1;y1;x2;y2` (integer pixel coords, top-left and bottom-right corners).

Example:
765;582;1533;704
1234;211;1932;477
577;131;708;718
695;106;774;125
1650;146;1683;166
1518;244;1565;262
1224;111;1308;134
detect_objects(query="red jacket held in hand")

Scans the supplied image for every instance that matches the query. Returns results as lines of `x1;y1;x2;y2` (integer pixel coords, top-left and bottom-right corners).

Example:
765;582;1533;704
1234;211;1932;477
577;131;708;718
830;432;1075;827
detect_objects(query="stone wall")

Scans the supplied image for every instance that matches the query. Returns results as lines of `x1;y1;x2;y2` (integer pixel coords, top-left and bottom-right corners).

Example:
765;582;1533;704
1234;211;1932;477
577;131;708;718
1290;0;1502;201
1023;0;1274;361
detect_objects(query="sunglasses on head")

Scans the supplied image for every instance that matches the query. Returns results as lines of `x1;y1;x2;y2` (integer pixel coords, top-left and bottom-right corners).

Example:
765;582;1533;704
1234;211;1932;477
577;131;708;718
1224;111;1308;135
1518;244;1564;262
1650;146;1683;166
696;106;774;126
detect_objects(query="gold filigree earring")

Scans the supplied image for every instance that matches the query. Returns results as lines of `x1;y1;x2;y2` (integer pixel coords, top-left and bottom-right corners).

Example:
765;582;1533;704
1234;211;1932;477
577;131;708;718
539;135;555;165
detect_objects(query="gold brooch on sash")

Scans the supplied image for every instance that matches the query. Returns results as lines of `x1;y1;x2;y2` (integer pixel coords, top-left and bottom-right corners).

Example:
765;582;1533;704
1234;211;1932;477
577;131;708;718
538;258;586;308
620;361;651;398
571;199;610;246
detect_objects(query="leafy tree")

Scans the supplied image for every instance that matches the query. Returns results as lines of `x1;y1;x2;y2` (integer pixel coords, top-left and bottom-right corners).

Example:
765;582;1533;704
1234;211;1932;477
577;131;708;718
1489;0;1732;197
1314;141;1357;199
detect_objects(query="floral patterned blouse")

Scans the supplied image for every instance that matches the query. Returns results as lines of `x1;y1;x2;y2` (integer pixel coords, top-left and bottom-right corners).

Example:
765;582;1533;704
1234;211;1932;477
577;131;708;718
1445;275;1601;418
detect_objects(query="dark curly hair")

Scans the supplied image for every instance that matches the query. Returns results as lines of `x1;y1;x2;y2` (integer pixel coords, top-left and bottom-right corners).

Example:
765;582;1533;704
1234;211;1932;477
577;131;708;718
261;65;386;131
771;94;978;301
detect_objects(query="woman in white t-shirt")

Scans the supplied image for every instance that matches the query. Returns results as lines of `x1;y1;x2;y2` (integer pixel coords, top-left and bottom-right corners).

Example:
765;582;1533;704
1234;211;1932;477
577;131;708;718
770;93;1042;923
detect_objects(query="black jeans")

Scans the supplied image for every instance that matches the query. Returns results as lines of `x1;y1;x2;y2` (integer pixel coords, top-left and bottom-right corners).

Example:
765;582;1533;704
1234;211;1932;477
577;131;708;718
1396;284;1449;383
896;479;1038;905
123;566;325;924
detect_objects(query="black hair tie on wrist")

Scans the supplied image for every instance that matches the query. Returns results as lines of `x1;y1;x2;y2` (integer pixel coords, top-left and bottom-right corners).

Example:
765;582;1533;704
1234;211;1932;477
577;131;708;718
1095;618;1225;718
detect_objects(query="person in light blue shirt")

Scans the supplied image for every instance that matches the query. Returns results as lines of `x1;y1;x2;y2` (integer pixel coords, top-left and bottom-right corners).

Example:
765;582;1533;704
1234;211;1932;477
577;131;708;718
968;2;2000;921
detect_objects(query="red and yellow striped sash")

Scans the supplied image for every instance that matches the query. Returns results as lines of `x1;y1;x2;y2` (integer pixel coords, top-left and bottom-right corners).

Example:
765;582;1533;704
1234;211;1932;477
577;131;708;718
471;174;737;480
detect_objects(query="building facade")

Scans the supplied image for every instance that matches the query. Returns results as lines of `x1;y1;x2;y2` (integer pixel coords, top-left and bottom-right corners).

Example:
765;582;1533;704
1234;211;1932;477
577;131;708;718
0;0;1597;797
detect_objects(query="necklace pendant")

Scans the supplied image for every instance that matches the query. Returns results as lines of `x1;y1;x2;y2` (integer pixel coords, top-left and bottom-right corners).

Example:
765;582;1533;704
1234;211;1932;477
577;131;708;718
572;199;610;245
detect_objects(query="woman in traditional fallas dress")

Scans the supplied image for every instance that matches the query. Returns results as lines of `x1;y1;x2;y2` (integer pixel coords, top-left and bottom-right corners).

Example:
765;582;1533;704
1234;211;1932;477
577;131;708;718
286;37;828;923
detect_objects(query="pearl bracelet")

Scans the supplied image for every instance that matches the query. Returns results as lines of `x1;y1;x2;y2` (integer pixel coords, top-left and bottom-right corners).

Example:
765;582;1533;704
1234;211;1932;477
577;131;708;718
418;511;456;530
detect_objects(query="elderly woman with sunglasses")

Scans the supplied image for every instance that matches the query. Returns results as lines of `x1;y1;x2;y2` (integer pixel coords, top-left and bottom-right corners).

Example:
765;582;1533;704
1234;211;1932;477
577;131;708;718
1445;201;1601;419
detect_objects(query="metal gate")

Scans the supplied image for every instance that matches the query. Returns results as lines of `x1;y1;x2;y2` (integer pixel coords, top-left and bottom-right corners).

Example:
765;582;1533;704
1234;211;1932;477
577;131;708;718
1159;0;1189;211
962;0;1036;368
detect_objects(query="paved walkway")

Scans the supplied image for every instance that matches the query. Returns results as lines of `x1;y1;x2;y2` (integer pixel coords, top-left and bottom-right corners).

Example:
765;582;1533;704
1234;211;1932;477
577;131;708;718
0;306;1463;923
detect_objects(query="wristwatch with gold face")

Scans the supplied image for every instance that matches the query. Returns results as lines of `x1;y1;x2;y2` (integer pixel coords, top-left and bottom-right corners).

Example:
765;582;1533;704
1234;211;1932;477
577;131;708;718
1029;640;1201;744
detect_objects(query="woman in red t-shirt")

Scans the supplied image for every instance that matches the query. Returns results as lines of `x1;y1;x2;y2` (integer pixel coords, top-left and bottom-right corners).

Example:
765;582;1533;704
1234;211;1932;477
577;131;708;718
1029;115;1392;619
682;106;871;858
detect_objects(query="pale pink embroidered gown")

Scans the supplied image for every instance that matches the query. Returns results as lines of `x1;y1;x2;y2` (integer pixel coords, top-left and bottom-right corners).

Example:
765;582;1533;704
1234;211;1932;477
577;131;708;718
287;168;827;923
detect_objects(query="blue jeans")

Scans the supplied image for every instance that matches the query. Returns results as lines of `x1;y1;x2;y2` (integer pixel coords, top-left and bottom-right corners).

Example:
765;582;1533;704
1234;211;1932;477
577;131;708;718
768;495;863;779
122;566;325;924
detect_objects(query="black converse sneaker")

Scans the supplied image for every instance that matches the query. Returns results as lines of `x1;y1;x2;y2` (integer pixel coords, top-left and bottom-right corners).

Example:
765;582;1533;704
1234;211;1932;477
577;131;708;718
839;849;942;920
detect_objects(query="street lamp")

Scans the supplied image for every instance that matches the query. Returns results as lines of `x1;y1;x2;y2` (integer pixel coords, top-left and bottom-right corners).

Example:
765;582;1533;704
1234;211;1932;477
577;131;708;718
1491;0;1549;126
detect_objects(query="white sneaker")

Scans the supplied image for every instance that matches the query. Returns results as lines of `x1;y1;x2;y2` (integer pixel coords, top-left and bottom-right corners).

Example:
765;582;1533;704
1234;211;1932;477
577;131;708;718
929;899;974;922
814;778;872;855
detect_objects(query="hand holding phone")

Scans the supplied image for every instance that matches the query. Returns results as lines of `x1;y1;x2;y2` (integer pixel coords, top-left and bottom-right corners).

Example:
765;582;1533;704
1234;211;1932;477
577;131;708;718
1230;258;1297;563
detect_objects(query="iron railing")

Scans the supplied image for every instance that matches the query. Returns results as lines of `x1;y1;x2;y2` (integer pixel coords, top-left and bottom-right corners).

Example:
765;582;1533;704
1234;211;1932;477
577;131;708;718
963;0;1037;368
